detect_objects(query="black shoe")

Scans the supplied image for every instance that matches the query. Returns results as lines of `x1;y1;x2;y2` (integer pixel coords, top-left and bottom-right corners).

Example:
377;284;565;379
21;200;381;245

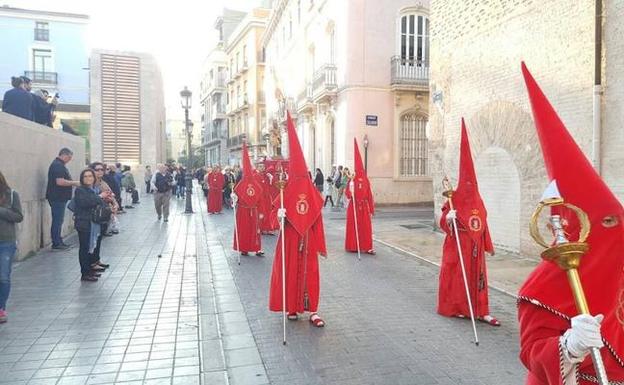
81;275;98;282
163;218;168;222
91;265;105;272
256;251;265;257
89;271;102;277
157;216;162;220
52;244;70;250
103;232;113;237
111;230;119;234
241;252;249;256
125;206;134;209
97;262;110;268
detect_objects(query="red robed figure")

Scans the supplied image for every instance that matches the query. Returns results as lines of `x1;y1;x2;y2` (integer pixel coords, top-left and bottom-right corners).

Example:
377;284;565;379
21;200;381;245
255;168;276;233
518;63;624;384
207;169;225;213
437;119;494;319
266;165;283;232
344;138;375;253
233;142;263;253
269;112;327;314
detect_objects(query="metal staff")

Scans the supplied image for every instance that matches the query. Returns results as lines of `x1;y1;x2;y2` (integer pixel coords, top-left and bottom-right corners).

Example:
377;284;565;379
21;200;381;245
349;174;362;260
232;192;241;265
442;176;480;346
530;195;608;384
276;168;288;345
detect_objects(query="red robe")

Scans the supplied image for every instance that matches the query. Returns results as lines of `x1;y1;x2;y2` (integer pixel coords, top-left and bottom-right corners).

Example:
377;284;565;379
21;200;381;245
233;204;261;252
255;171;275;233
437;204;493;318
344;177;374;252
207;172;224;213
267;174;281;232
269;216;326;313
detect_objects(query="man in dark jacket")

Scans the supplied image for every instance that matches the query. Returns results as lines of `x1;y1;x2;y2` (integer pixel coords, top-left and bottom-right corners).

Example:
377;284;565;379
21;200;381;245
2;77;34;121
45;148;79;249
103;165;123;213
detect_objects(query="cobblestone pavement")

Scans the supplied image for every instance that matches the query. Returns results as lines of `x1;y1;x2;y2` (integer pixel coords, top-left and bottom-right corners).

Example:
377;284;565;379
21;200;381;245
207;204;527;385
1;190;528;385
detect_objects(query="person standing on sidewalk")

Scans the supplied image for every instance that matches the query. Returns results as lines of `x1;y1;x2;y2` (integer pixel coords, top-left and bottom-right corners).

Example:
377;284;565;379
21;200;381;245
438;119;499;326
152;164;173;222
207;166;225;214
74;169;106;282
144;165;153;194
344;139;375;255
104;164;123;214
0;171;24;323
46;148;79;250
121;165;136;209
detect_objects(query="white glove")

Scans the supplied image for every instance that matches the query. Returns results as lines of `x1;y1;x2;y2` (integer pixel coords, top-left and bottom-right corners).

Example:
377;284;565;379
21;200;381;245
277;208;286;219
561;314;604;363
230;192;238;202
446;209;457;223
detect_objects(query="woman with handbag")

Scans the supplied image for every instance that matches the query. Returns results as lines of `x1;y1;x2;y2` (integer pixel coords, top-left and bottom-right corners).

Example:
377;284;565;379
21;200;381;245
74;169;109;282
0;171;24;323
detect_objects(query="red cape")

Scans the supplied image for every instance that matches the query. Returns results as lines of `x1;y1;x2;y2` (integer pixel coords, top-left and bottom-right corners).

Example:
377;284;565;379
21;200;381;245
438;120;494;318
345;138;375;252
233;143;263;252
207;171;225;213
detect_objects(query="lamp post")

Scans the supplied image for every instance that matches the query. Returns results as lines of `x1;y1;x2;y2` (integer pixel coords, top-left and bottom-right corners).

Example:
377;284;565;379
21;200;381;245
180;86;193;214
363;134;369;173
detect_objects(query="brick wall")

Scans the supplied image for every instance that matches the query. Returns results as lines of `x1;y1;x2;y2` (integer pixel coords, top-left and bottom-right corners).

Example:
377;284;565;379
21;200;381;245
430;0;596;255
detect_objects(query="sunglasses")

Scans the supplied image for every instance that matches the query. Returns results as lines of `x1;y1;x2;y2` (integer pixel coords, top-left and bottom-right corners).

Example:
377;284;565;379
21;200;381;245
94;168;104;171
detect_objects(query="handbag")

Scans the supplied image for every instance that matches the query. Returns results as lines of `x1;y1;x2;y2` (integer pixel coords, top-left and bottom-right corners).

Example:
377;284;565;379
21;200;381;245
91;203;112;224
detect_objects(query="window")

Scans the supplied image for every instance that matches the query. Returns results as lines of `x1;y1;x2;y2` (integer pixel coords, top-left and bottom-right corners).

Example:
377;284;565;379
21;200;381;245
32;49;52;73
242;45;247;66
34;21;49;41
297;0;301;23
400;14;429;66
236;52;240;72
400;113;428;176
237;85;241;106
289;14;292;38
329;28;335;64
243;80;248;103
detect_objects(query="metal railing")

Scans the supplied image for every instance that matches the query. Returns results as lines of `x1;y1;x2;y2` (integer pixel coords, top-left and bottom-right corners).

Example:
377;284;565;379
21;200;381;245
390;56;429;85
24;71;57;85
312;64;337;93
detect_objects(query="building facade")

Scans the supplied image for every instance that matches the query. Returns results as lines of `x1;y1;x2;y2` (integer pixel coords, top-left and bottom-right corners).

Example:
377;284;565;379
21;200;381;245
200;9;246;167
262;0;432;204
90;49;166;181
0;6;90;139
225;8;270;165
429;0;623;255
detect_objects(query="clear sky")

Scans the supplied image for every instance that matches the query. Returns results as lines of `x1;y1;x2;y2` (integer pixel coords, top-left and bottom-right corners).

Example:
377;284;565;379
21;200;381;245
6;0;261;119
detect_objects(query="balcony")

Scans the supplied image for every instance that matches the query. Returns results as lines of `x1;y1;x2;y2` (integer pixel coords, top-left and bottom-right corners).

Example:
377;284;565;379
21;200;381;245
211;104;226;121
390;56;429;91
296;83;313;113
311;64;337;103
227;133;246;148
24;71;57;85
209;76;227;95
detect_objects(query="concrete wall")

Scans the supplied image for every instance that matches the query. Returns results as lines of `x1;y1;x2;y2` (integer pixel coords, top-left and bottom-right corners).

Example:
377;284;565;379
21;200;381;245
429;0;595;254
0;112;86;260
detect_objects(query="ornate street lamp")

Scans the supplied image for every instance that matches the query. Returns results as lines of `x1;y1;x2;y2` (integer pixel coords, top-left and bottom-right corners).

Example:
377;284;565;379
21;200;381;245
363;134;369;173
180;86;193;213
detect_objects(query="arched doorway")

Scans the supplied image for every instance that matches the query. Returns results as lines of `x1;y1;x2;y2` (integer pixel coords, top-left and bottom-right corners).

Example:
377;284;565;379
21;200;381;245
475;147;521;252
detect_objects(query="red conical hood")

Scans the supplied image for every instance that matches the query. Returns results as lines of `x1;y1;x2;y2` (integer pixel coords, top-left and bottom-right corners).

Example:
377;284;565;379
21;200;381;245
282;111;324;236
234;141;262;207
353;138;366;177
449;119;492;245
519;63;624;364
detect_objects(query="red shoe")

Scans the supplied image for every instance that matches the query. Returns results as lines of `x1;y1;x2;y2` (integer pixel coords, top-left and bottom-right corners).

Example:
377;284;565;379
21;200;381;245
478;315;501;326
287;312;298;321
309;313;325;327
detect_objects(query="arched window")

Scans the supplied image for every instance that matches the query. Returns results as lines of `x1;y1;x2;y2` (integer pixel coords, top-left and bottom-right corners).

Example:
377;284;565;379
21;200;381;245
400;113;428;176
399;12;429;66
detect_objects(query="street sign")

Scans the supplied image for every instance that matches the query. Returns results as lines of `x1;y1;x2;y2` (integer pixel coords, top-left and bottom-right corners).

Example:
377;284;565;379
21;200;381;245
365;115;378;126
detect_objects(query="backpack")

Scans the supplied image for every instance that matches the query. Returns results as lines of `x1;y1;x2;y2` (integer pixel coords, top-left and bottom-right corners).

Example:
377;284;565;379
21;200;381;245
91;203;112;224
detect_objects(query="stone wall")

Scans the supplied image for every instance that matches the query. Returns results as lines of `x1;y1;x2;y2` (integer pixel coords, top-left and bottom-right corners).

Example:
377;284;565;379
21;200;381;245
0;112;86;260
430;0;595;255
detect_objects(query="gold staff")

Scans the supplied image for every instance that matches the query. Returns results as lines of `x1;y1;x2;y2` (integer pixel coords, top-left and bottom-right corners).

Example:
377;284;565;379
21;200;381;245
529;183;608;384
276;166;288;345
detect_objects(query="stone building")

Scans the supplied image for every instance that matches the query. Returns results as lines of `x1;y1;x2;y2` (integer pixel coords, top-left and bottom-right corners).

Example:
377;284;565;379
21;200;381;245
429;0;622;255
262;0;432;204
90;49;166;182
224;8;271;165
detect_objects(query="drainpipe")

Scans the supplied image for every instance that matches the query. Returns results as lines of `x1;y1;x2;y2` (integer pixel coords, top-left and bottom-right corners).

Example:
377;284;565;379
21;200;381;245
592;0;603;174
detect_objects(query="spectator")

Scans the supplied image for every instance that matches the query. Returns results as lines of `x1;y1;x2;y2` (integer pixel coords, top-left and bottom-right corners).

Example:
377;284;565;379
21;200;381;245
202;166;212;198
176;167;186;199
92;162;119;237
32;90;57;127
1;76;34;121
144;165;153;194
323;175;335;208
314;168;324;193
195;167;205;185
121;165;136;209
222;166;235;209
114;163;123;190
151;164;172;222
0;171;24;323
73;169;105;282
46;148;79;249
88;162;111;270
336;167;350;208
103;165;123;214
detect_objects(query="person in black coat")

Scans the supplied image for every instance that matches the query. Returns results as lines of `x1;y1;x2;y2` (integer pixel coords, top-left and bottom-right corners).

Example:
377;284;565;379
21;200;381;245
314;168;324;193
74;169;105;282
1;77;34;121
103;165;123;213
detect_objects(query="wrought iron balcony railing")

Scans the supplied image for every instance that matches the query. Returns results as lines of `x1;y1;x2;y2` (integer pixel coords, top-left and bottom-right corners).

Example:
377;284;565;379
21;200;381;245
390;56;429;85
24;71;57;85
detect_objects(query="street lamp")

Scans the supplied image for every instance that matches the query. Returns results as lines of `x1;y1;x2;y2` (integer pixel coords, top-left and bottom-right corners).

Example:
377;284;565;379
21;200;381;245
180;86;193;213
363;134;369;173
